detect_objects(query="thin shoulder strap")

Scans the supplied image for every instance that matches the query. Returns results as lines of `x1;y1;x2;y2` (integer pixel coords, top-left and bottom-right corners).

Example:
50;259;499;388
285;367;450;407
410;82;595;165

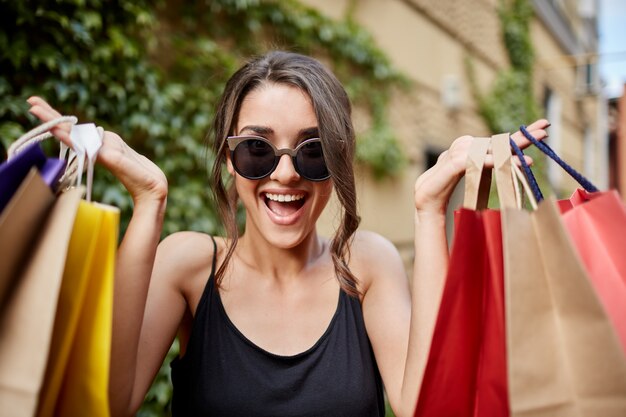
209;236;217;278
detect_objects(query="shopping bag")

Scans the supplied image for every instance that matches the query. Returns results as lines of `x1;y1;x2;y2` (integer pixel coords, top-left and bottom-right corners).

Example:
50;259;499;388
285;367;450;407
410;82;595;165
415;136;510;417
503;199;626;416
503;204;579;416
559;189;626;352
0;143;65;214
37;200;119;417
518;127;626;353
0;116;82;302
502;133;626;416
0;169;55;308
1;114;78;214
0;186;82;417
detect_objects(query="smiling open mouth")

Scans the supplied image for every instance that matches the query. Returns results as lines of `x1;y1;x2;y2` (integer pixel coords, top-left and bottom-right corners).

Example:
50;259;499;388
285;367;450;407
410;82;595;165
264;192;306;217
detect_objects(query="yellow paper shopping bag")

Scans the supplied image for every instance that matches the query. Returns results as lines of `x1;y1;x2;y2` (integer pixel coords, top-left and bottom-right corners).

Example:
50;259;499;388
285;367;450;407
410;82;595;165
37;201;119;417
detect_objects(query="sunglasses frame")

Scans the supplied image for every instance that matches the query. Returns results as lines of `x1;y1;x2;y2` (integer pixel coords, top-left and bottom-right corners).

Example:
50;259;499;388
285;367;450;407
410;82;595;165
226;135;330;181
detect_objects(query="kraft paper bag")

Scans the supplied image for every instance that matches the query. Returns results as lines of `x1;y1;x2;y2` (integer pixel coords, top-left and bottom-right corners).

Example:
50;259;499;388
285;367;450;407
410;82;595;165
0;169;55;309
37;201;119;417
534;200;626;415
0;186;82;417
503;126;626;416
502;189;626;417
516;124;626;350
502;205;579;417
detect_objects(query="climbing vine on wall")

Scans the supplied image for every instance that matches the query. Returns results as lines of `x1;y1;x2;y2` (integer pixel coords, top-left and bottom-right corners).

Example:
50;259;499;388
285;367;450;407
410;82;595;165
467;0;546;196
469;0;539;133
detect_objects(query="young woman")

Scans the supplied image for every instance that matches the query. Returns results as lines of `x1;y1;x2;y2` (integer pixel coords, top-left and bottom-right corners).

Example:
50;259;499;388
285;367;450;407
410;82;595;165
28;51;548;417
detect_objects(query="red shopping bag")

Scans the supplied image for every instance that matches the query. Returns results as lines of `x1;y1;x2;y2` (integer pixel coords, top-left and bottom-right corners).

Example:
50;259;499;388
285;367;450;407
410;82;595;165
557;189;626;352
414;137;509;417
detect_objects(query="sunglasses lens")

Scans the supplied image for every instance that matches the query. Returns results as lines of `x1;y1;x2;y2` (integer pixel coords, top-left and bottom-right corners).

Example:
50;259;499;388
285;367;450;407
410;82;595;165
296;140;329;180
233;139;276;179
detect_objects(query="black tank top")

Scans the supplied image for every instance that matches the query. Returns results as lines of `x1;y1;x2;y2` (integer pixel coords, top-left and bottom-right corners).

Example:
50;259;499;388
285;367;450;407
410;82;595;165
170;238;385;416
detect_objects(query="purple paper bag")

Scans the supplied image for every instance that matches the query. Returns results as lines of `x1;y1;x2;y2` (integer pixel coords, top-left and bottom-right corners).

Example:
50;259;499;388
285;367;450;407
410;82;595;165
0;143;66;213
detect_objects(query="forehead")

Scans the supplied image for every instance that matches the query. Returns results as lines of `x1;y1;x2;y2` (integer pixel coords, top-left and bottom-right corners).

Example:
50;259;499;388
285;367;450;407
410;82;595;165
236;83;317;136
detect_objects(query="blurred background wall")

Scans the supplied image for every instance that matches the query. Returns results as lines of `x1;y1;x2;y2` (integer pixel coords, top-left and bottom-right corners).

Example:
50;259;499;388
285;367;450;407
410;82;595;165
309;0;611;274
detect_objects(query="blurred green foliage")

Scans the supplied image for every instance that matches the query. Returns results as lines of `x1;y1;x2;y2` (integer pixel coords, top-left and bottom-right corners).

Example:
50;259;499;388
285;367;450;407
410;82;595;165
1;0;405;414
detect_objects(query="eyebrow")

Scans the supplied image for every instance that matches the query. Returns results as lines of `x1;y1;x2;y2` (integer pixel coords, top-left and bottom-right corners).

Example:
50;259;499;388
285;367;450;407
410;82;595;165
238;125;273;136
238;125;319;138
298;127;319;138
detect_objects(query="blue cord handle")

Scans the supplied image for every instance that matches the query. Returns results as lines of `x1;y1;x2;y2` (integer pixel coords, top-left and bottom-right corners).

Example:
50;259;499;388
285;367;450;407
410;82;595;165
519;125;599;194
509;138;544;202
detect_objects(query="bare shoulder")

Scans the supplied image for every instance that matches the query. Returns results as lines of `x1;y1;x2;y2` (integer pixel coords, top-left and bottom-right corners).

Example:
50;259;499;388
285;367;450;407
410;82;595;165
157;231;217;263
153;231;222;289
350;230;400;257
348;230;407;294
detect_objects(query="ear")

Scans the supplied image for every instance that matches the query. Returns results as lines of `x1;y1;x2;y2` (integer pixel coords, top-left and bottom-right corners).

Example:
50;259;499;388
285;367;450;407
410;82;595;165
225;152;235;176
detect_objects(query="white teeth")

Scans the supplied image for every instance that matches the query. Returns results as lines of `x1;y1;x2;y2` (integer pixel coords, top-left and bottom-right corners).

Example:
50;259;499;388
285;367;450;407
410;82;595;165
265;193;304;202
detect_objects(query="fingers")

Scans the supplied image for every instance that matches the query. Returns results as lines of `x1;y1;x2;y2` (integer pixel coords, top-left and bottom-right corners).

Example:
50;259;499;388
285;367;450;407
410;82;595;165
525;118;550;131
27;96;62;117
513;155;533;167
27;96;73;146
480;154;533;169
510;118;550;150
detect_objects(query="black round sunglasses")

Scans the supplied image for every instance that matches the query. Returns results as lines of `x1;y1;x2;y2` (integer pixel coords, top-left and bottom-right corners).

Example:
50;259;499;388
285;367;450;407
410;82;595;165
226;135;330;181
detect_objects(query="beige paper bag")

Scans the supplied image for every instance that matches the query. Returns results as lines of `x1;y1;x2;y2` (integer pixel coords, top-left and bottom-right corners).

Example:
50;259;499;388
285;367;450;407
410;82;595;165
502;187;626;416
0;169;55;308
0;183;82;417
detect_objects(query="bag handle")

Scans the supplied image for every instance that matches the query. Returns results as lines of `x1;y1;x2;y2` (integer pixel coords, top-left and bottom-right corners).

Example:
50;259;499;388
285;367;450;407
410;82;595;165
7;116;103;202
492;132;539;209
8;116;83;193
491;133;519;209
8;116;78;160
463;134;530;210
514;125;599;203
463;136;492;209
510;156;538;210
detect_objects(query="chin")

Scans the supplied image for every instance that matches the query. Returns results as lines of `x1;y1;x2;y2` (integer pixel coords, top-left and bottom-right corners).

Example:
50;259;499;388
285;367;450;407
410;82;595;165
264;228;315;250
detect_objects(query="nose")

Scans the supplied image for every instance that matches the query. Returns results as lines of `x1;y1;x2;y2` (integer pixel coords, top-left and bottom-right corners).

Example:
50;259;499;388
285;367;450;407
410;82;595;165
270;154;300;183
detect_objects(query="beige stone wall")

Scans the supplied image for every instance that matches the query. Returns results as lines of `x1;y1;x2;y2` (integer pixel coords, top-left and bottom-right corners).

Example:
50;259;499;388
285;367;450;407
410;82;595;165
303;0;603;274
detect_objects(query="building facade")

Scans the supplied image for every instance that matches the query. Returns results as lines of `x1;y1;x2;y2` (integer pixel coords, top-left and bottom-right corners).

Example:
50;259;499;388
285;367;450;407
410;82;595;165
303;0;606;273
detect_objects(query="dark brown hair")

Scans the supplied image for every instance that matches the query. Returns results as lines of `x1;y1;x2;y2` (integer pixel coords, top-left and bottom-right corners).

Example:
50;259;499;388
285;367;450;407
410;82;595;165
209;51;361;296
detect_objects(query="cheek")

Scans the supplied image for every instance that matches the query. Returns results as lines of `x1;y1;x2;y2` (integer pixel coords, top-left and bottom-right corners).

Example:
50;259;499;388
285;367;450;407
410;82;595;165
232;175;257;204
316;181;334;203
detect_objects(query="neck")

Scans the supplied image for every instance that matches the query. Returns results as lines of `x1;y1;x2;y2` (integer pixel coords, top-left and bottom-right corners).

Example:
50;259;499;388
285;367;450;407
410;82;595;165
235;229;326;283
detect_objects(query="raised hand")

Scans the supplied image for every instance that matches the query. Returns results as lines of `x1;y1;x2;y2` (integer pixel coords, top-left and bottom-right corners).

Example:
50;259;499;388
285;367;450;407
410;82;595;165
414;119;550;214
27;96;168;207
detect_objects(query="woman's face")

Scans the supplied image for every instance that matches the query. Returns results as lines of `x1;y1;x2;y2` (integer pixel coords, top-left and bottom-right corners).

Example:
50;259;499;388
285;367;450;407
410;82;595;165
228;83;333;249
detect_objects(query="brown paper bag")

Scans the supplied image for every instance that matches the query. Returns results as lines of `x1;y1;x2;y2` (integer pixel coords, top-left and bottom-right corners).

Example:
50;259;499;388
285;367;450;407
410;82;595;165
0;169;55;308
0;183;82;417
502;173;626;415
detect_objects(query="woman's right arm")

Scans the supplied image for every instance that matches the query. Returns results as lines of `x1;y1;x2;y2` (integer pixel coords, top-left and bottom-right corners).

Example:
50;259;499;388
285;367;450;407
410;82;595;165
27;97;185;416
396;120;550;415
